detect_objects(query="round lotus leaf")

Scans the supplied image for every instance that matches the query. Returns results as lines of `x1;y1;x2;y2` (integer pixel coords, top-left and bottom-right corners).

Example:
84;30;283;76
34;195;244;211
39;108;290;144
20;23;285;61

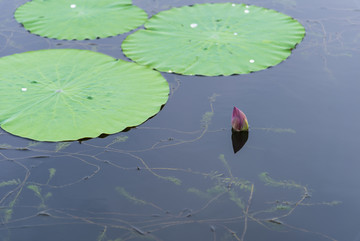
14;0;148;40
0;49;169;142
122;3;305;76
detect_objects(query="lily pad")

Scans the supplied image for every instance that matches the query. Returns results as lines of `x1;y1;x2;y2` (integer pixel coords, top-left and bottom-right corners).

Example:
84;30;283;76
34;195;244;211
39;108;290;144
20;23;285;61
122;3;305;76
15;0;147;40
0;49;169;142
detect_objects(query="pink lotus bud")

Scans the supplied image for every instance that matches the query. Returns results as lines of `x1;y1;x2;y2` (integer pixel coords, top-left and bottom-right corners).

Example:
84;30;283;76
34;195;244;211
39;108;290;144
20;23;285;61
231;107;249;131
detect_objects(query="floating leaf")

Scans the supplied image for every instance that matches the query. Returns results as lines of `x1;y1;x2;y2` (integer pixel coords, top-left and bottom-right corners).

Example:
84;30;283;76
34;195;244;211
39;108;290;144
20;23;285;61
15;0;147;40
122;3;305;76
0;49;169;142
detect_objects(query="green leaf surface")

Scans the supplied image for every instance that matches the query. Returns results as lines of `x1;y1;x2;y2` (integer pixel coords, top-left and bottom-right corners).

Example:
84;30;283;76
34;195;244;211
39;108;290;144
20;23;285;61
122;3;305;76
15;0;147;40
0;49;169;142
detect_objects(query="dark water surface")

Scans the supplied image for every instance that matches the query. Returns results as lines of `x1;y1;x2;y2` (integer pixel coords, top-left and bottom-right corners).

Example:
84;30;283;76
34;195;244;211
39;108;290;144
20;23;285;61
1;0;359;240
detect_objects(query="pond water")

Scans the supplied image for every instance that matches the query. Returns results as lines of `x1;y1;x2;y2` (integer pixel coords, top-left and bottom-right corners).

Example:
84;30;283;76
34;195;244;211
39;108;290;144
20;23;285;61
0;0;359;240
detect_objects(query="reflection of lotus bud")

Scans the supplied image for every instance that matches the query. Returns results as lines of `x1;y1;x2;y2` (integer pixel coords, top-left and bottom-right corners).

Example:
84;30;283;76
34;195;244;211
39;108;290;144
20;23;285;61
232;130;248;153
231;107;249;131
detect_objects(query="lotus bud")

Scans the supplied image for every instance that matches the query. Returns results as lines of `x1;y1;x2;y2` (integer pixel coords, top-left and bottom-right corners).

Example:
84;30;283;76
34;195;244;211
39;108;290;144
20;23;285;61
231;106;249;131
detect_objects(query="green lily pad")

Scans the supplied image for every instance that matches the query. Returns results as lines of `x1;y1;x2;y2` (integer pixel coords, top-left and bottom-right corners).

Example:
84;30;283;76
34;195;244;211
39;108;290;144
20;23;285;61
122;3;305;76
15;0;147;40
0;49;169;142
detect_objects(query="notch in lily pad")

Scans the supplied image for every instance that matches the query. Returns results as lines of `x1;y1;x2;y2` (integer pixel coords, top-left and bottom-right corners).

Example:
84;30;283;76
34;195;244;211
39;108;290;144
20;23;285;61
14;0;148;40
0;49;169;142
122;3;305;76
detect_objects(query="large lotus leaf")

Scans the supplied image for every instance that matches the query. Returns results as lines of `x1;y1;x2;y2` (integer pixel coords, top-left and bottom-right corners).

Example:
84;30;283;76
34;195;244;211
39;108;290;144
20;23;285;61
14;0;147;40
122;3;305;76
0;49;169;142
